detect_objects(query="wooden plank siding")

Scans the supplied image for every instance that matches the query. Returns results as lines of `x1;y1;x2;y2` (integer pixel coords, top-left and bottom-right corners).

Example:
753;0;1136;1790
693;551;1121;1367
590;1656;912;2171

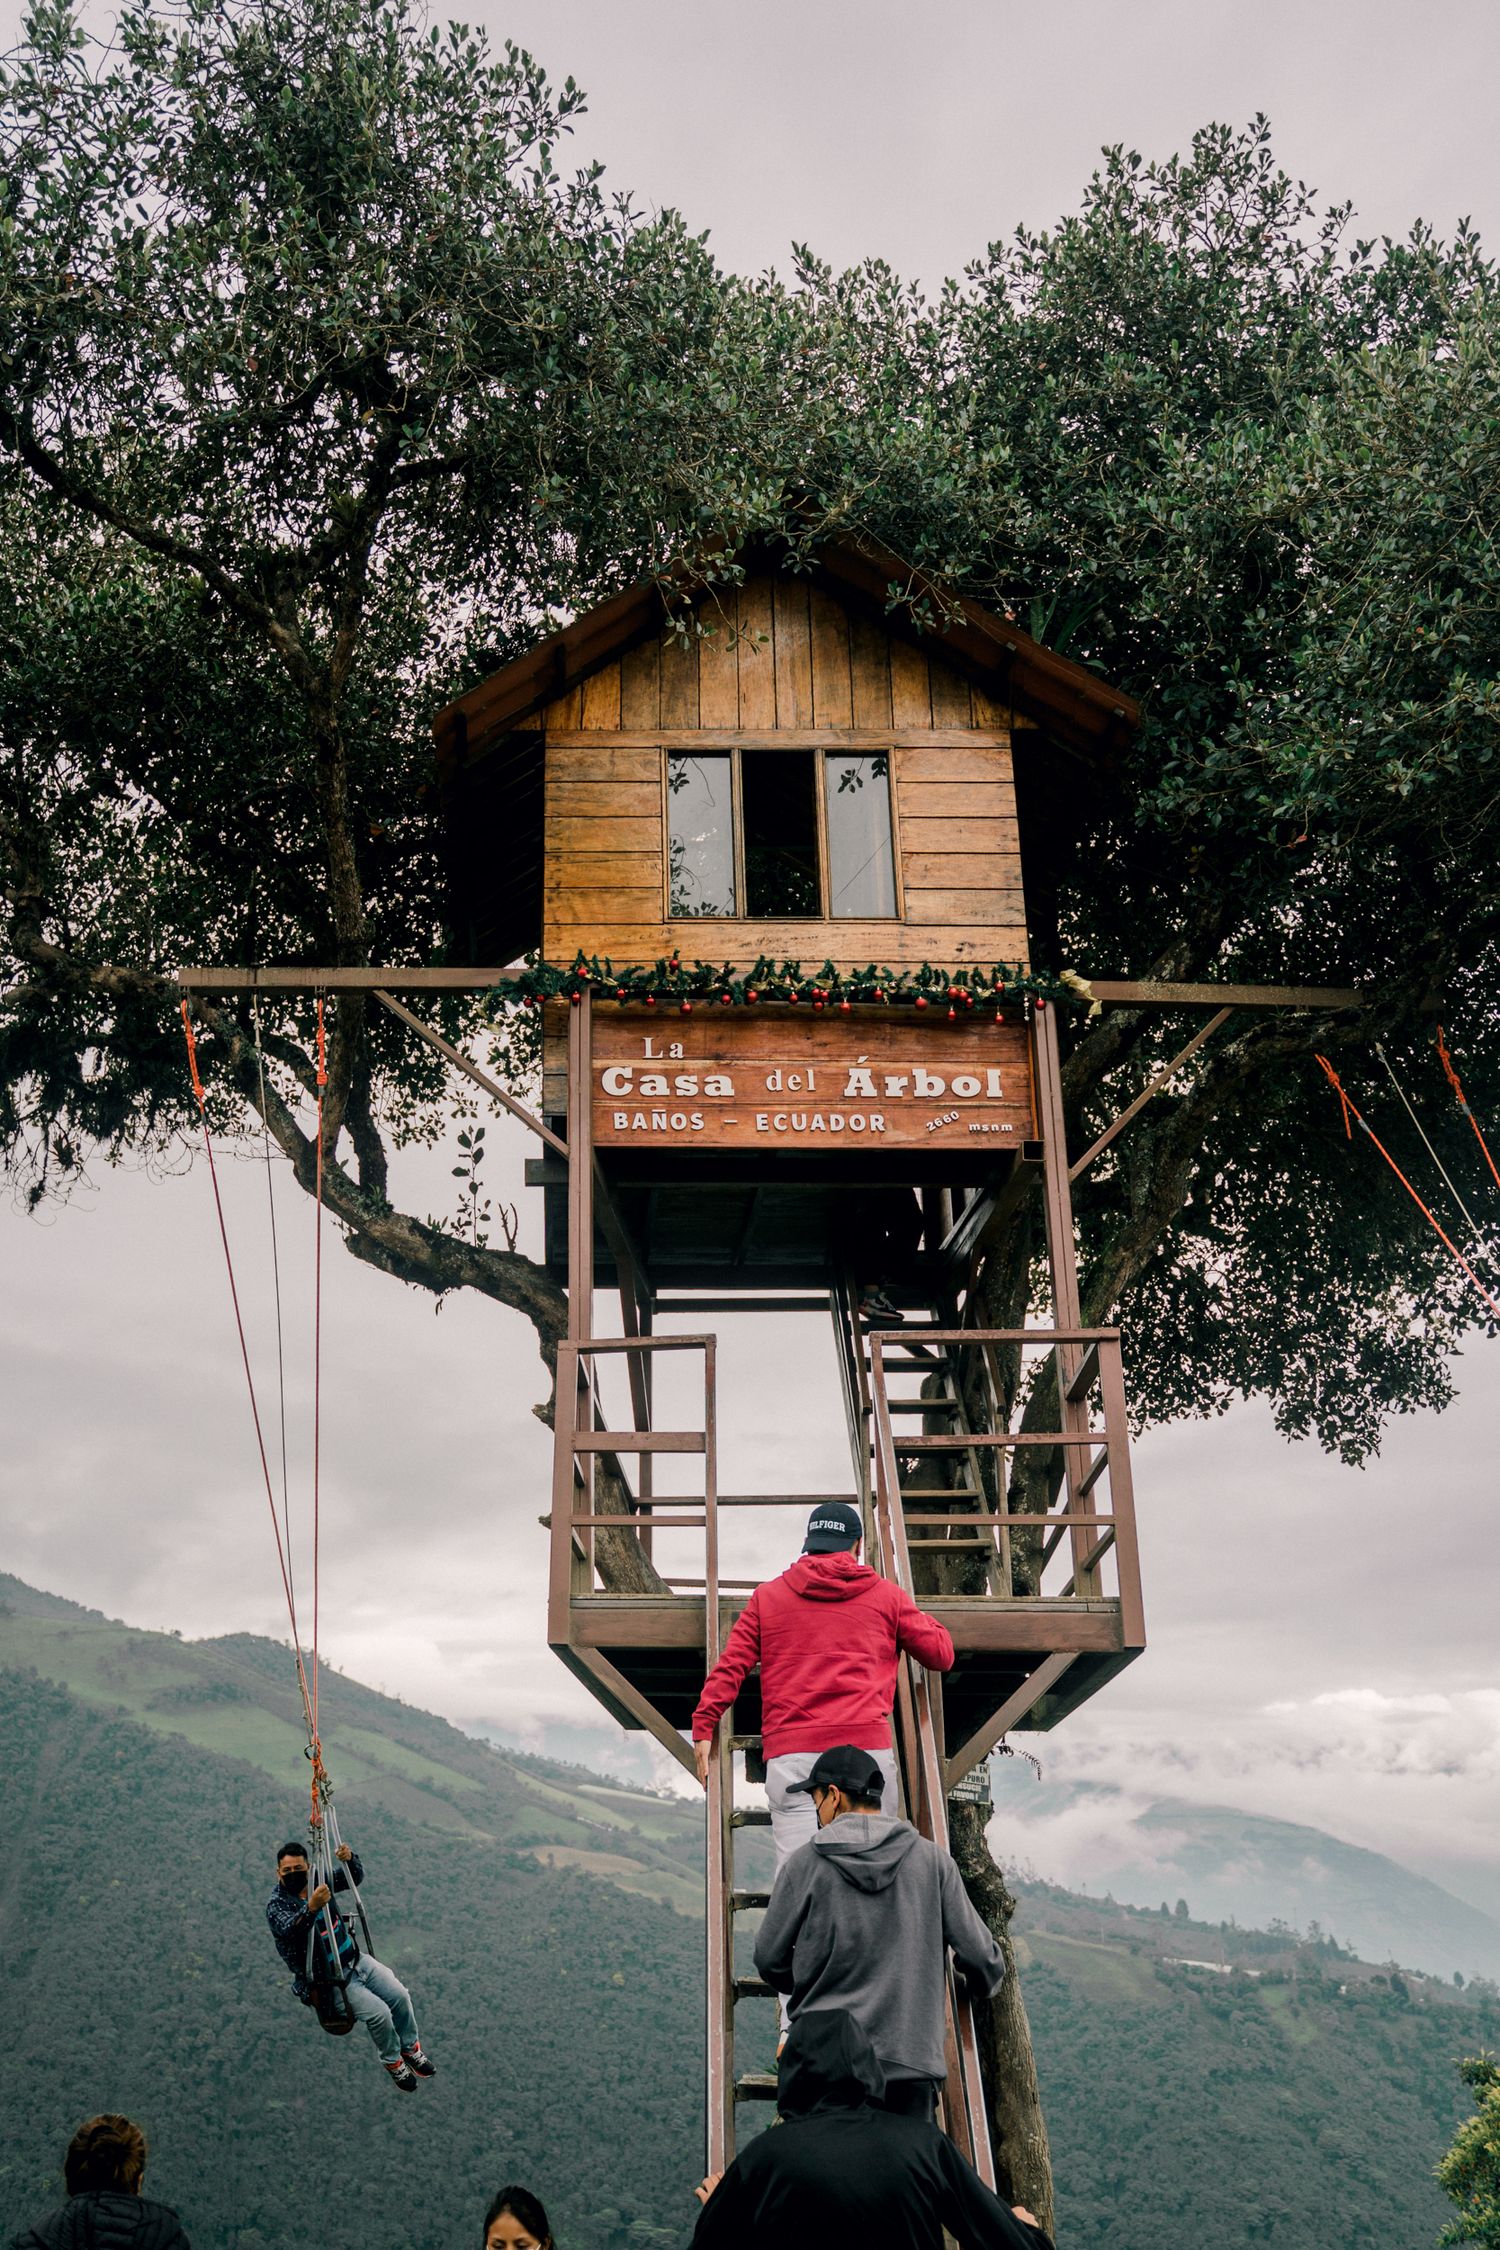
538;575;1029;974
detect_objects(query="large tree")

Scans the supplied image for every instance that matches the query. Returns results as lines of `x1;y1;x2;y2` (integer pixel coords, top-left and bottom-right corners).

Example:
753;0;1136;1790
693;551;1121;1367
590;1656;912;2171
4;2;1498;2225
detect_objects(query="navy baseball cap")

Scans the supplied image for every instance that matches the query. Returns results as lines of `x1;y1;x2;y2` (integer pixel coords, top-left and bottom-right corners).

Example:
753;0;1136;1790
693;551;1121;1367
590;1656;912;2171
787;1746;887;1801
803;1500;863;1553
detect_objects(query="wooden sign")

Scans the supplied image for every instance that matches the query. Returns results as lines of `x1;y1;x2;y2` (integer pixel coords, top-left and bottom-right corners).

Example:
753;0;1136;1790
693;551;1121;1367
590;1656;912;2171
591;1009;1035;1150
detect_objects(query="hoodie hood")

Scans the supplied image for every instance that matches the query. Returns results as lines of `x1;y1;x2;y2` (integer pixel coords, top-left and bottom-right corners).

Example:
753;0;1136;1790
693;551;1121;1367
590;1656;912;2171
812;1811;920;1892
783;1551;882;1603
777;2007;886;2115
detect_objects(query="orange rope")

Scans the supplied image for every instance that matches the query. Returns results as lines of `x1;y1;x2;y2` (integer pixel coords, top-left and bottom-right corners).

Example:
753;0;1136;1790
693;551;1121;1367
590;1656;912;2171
1315;1054;1500;1320
180;1003;321;1753
1436;1027;1500;1193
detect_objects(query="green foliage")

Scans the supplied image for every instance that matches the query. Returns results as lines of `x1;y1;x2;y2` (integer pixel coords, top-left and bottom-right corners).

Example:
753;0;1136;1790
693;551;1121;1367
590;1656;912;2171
1;3;1497;1456
1438;2056;1500;2246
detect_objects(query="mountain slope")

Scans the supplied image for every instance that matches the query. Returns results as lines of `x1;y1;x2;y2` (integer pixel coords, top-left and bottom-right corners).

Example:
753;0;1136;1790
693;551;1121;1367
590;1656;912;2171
1;1575;1493;2250
990;1768;1500;1983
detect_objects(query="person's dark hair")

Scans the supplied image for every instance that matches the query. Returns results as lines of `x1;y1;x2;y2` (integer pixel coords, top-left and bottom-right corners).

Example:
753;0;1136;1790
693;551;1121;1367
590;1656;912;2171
483;2184;553;2246
64;2116;147;2195
276;1840;309;1864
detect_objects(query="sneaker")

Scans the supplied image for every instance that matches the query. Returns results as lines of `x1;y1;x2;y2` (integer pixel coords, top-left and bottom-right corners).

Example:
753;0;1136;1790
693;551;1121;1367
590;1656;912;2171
402;2045;437;2078
858;1288;906;1328
384;2061;419;2092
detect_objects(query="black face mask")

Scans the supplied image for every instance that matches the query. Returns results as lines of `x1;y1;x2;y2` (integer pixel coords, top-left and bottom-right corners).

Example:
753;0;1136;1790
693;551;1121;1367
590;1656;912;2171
282;1867;308;1893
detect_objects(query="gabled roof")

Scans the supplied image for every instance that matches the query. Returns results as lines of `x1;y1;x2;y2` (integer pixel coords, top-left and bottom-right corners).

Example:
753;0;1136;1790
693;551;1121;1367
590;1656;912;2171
433;533;1140;772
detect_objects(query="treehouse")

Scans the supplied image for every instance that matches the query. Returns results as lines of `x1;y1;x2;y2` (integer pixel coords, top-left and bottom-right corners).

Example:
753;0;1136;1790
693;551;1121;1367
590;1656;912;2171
435;537;1147;2167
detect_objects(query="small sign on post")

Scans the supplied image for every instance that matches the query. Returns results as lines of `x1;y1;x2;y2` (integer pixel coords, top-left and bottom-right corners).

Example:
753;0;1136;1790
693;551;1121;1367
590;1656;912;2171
591;1009;1036;1151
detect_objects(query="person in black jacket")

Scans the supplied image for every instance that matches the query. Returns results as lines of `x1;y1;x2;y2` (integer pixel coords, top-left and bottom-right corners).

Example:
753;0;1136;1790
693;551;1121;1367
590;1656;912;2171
265;1837;435;2091
690;2012;1052;2250
8;2115;191;2250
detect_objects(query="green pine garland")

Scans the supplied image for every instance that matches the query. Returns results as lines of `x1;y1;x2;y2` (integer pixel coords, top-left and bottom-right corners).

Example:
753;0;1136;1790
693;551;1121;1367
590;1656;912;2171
484;952;1085;1016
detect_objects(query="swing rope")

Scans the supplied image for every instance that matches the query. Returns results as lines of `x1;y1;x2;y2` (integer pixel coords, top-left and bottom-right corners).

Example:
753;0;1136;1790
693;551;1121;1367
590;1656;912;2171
312;1001;327;1753
1435;1026;1500;1195
251;993;296;1624
1373;1042;1486;1245
180;998;328;1811
1314;1053;1500;1320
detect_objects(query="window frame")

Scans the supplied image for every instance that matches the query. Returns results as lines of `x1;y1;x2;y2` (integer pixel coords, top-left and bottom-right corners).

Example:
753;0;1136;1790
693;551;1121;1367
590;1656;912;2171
663;742;900;925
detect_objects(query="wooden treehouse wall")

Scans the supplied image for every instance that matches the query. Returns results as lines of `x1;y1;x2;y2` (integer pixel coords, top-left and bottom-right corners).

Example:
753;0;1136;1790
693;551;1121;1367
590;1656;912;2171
538;573;1030;975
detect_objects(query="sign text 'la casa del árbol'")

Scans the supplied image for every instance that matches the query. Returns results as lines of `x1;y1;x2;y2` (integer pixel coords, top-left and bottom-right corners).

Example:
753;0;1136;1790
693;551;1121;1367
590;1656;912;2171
591;1010;1037;1151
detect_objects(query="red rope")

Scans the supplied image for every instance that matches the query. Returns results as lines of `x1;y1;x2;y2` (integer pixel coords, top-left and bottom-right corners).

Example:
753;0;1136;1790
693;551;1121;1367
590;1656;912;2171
1435;1027;1500;1194
1315;1054;1500;1320
180;1003;320;1747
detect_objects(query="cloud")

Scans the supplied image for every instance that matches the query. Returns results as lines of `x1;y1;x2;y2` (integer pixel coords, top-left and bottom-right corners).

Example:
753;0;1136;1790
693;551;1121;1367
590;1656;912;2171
990;1685;1500;1908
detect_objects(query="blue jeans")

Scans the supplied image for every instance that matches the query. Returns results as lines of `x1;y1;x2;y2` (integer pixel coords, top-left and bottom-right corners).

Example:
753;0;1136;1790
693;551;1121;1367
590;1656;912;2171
345;1955;419;2064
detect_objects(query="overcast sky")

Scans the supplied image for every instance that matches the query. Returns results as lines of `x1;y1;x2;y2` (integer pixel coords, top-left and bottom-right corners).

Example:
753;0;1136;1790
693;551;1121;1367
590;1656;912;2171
3;0;1499;1911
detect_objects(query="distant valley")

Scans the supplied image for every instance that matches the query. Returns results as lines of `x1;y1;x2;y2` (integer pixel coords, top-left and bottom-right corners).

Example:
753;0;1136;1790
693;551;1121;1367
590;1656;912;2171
0;1571;1490;2250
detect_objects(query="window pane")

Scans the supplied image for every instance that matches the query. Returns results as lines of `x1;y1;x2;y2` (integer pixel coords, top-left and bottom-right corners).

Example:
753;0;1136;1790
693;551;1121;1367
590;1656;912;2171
743;750;821;917
825;751;896;918
668;753;736;917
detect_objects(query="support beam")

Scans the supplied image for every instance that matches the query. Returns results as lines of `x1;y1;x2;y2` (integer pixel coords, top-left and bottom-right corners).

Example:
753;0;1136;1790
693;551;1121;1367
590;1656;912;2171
1068;1007;1232;1183
371;988;567;1156
1082;979;1362;1009
944;1653;1076;1788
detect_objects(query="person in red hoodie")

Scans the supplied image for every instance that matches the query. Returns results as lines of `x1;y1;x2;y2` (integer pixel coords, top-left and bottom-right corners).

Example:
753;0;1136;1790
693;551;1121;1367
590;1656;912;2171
692;1499;955;1979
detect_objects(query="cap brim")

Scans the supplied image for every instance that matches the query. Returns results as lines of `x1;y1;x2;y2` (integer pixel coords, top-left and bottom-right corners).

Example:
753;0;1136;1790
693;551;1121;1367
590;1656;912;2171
802;1533;860;1553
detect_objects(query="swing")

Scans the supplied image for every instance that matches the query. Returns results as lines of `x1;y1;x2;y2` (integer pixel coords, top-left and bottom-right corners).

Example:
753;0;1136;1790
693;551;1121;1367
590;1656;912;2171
182;996;381;2036
304;1797;376;2037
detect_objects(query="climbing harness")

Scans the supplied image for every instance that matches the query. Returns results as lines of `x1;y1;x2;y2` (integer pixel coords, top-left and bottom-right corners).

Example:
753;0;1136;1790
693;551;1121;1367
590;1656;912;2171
182;997;375;2028
1314;1054;1500;1321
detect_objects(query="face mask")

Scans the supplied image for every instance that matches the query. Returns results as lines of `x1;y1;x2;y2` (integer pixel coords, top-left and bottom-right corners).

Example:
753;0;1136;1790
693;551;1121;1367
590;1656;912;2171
282;1867;308;1892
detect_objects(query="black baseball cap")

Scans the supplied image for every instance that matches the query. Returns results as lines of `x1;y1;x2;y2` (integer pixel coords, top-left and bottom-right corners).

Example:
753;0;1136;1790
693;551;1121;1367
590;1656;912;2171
803;1500;863;1553
787;1746;887;1801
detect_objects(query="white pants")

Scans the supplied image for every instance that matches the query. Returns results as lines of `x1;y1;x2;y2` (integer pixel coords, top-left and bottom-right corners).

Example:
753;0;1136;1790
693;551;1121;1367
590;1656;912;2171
764;1748;900;2033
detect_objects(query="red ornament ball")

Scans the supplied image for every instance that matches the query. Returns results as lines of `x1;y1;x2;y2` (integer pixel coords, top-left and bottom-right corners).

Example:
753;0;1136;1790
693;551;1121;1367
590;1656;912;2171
719;991;733;1005
915;994;928;1010
645;993;656;1008
680;999;693;1014
1036;996;1047;1011
839;998;851;1014
570;990;581;1006
746;988;759;1003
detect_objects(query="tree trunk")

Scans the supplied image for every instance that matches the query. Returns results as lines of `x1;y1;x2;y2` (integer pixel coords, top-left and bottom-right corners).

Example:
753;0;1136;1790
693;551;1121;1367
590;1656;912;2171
950;1799;1055;2238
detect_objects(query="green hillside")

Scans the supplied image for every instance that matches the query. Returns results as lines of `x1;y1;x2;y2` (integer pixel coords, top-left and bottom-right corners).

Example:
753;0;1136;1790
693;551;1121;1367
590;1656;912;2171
0;1577;1491;2250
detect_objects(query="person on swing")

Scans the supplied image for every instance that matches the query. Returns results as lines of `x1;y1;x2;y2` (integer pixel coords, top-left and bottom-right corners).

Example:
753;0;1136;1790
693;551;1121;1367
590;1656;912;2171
691;1500;955;2032
265;1837;435;2092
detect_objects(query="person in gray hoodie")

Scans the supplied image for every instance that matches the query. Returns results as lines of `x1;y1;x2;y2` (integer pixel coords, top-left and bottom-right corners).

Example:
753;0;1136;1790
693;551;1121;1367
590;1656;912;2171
753;1743;1005;2118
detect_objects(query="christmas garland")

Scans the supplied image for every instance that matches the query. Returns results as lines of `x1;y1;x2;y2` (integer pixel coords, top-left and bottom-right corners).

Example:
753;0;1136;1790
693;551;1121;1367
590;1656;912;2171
484;952;1092;1019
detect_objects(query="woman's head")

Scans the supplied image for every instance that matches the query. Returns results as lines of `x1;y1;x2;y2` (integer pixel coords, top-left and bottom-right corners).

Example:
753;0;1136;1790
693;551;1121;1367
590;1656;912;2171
64;2116;148;2197
483;2184;553;2249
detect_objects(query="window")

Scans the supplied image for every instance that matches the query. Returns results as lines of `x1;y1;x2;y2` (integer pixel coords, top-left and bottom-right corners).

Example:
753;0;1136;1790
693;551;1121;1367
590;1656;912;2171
667;753;736;917
825;751;896;918
667;747;896;921
742;750;820;917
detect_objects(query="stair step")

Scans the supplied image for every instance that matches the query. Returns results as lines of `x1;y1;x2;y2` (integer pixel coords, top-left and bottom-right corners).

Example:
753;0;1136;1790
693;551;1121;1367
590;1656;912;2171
728;1732;763;1752
731;1888;772;1912
730;1807;773;1829
734;2072;780;2102
734;1976;776;2001
884;1397;960;1414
